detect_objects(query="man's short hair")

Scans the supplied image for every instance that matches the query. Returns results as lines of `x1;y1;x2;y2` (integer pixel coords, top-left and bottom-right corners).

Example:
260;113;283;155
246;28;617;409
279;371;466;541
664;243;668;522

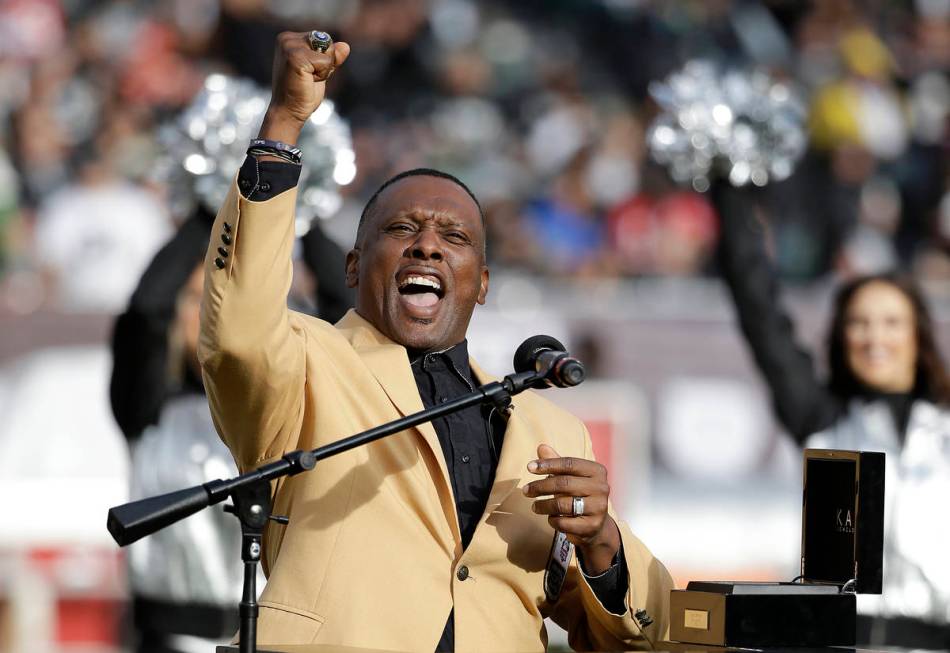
356;168;485;242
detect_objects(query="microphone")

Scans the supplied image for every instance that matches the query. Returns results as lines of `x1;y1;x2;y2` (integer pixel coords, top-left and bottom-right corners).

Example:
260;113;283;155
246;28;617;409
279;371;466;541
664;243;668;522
513;335;586;389
513;336;585;602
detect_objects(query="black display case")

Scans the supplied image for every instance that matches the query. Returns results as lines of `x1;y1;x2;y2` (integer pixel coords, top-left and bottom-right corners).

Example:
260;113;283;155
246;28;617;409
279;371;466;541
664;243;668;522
669;449;885;648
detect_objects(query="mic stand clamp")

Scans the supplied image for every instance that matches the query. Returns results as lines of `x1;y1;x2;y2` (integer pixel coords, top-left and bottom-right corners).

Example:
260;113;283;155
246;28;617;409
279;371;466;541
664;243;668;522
479;371;533;414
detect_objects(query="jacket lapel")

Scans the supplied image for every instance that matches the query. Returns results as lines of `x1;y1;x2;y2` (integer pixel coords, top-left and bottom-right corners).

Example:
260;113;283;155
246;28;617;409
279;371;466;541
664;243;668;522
470;360;537;517
337;311;460;545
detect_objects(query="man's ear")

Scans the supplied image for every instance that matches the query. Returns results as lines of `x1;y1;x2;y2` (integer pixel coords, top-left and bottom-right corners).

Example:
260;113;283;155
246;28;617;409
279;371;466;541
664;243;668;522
345;249;360;288
477;266;489;305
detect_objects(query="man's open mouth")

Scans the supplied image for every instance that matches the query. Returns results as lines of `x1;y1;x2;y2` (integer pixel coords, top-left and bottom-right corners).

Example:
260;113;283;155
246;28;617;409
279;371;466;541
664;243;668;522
398;274;445;309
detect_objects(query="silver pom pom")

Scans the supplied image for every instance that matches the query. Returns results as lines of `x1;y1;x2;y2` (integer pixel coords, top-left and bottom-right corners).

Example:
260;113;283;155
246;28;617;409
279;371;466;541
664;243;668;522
154;73;355;234
647;60;807;190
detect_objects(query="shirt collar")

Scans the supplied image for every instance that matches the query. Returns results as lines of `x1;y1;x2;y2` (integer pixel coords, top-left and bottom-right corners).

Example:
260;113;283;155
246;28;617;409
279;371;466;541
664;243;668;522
410;340;471;375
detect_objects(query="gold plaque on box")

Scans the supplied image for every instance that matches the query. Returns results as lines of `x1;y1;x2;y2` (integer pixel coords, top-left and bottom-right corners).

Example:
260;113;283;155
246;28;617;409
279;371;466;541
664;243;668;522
683;609;709;630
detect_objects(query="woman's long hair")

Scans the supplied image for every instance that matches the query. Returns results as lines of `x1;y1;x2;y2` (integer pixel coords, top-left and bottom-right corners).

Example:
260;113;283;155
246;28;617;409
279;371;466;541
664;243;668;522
828;273;950;404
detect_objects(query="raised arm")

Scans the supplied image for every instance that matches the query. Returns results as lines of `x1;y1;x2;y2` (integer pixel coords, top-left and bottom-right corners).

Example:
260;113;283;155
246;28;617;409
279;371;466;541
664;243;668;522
110;211;211;441
715;184;841;443
197;33;351;469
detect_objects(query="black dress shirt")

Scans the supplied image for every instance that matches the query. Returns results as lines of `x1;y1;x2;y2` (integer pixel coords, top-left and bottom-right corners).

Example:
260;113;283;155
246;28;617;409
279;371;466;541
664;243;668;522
239;156;628;651
410;342;503;549
410;342;500;653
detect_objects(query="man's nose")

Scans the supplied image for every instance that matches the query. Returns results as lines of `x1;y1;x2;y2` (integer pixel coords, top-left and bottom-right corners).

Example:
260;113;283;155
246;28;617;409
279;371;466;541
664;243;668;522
406;228;444;261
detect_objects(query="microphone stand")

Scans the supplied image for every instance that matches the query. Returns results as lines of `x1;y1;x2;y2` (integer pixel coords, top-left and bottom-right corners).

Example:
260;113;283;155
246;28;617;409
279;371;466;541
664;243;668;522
106;369;542;653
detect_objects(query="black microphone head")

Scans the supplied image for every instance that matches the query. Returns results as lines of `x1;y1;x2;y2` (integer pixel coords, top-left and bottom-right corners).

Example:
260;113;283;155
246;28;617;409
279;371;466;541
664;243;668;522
513;335;566;374
558;359;586;386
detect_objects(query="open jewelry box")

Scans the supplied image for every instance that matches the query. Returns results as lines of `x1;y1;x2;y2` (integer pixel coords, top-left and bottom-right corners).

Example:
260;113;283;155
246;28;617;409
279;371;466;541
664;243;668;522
669;449;885;647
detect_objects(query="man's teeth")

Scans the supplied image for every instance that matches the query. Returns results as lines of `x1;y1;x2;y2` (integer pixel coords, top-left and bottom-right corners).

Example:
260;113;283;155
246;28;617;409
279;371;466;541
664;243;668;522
401;275;441;291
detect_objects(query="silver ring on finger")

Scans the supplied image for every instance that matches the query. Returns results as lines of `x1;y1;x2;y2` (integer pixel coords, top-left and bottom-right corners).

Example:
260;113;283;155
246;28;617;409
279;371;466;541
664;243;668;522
308;30;332;53
572;496;585;517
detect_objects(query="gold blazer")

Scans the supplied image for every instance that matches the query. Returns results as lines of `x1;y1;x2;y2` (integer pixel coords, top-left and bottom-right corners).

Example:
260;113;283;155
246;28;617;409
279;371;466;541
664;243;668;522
198;181;674;651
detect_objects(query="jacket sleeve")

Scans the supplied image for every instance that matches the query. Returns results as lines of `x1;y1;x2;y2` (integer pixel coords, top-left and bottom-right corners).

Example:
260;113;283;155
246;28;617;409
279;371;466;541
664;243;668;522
110;213;211;441
197;179;307;470
715;184;841;443
550;427;674;651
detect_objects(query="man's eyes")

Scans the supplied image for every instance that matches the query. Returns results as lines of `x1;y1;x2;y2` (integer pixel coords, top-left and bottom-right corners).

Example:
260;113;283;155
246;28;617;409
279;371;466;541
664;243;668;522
385;223;471;244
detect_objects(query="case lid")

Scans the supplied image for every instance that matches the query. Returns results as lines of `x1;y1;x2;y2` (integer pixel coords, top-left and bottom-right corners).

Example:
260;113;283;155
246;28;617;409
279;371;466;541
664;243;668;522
685;581;840;595
801;449;884;594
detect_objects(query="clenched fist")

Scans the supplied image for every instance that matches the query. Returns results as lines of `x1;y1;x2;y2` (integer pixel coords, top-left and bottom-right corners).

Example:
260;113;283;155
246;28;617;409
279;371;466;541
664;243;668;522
259;31;350;145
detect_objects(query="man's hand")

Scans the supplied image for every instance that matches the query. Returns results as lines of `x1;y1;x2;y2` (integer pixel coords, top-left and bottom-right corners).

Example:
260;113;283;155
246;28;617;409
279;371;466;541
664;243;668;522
259;32;350;145
523;444;622;574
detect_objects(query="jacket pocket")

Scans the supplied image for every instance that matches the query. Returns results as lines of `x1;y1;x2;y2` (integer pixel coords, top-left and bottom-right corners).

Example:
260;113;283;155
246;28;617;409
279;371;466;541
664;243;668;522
256;600;325;644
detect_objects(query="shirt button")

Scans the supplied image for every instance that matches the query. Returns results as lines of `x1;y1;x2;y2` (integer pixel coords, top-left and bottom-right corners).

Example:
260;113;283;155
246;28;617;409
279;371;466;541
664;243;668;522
461;455;471;463
217;246;229;258
214;257;226;269
259;181;271;192
440;397;449;404
221;233;233;245
238;179;251;190
223;221;233;232
456;565;469;581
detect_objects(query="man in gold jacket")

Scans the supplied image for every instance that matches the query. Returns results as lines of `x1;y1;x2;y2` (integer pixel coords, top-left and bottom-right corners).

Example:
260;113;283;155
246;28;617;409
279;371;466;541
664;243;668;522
198;31;673;651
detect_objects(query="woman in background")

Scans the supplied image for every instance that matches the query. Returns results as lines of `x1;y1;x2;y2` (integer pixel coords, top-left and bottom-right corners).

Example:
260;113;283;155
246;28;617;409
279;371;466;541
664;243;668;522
716;186;950;650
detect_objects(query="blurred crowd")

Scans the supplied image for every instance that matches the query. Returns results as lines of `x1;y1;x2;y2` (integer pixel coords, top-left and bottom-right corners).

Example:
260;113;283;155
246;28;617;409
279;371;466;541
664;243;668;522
0;0;947;315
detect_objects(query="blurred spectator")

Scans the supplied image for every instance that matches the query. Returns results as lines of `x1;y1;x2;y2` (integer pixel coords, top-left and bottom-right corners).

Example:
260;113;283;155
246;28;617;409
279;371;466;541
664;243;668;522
0;147;18;272
0;0;66;62
33;153;171;312
0;0;943;302
609;190;718;277
521;152;607;275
